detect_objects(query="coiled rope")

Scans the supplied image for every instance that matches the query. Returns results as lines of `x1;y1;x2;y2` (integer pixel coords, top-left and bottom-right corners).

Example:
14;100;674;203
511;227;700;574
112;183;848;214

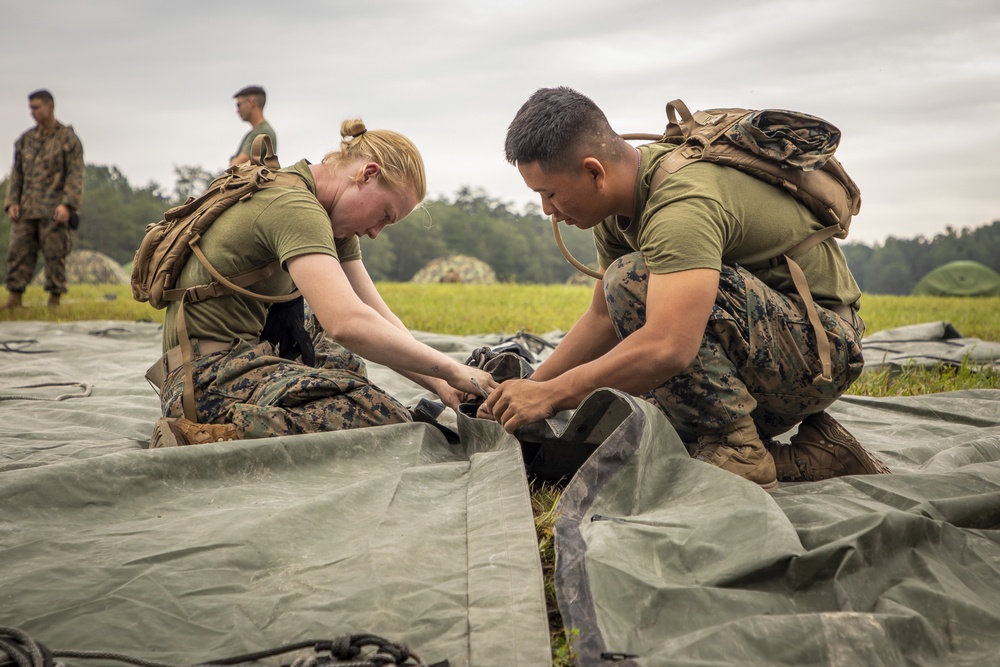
0;382;92;402
0;340;53;354
0;627;441;667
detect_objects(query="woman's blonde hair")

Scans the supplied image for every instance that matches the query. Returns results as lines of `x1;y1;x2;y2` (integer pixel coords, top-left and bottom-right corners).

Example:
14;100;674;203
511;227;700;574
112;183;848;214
322;119;426;201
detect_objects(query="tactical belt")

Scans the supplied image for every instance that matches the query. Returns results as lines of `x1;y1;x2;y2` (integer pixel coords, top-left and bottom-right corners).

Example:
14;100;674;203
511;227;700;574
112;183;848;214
144;338;257;394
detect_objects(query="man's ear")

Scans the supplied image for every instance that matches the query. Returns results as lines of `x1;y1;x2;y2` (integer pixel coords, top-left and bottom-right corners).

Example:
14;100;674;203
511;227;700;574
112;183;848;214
581;157;607;190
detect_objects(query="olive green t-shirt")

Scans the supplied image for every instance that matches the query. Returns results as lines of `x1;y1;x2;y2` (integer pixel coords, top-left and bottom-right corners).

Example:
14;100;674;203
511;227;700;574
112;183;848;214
592;143;861;309
162;159;361;352
235;120;277;160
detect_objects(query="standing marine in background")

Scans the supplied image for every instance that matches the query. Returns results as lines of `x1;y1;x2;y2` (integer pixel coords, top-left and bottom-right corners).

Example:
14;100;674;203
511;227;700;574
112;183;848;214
229;85;277;167
3;89;85;309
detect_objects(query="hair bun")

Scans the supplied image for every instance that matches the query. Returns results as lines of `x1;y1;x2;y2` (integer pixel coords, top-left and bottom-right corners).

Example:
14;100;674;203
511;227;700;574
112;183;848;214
340;119;367;141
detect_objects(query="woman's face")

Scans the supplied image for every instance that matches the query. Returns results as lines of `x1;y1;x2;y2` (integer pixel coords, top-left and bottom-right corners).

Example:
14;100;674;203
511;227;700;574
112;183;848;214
330;163;419;240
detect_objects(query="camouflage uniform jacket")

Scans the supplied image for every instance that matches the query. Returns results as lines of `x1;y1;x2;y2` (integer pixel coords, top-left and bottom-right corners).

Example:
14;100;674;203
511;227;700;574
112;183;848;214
3;121;85;220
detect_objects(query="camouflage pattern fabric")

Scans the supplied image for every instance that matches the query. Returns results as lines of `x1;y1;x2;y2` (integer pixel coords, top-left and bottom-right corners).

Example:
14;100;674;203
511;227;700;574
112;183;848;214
603;252;863;444
4;121;84;294
3;122;84;220
725;109;840;172
5;217;72;294
160;317;411;438
411;254;497;284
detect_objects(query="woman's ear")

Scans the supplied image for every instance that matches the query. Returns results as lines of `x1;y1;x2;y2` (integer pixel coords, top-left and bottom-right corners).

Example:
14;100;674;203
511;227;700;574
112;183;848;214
361;162;382;183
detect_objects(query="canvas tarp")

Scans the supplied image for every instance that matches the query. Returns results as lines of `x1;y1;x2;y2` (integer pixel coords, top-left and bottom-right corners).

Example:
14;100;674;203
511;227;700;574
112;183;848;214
862;321;1000;371
0;321;551;667
4;320;1000;667
553;388;1000;666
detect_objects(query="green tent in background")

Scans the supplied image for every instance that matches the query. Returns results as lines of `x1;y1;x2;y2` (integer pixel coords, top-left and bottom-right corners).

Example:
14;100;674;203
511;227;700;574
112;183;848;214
911;260;1000;296
30;249;130;286
411;254;498;284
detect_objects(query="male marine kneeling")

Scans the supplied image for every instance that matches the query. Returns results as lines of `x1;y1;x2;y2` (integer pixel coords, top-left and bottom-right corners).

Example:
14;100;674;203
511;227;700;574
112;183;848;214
482;87;889;489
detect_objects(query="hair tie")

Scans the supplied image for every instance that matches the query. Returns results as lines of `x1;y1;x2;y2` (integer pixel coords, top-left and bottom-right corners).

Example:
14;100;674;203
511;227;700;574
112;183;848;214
355;129;367;138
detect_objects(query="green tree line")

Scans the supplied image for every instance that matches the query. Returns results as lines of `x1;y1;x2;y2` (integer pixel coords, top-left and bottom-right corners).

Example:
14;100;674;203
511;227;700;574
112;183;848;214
359;186;597;283
1;163;997;291
842;221;1000;294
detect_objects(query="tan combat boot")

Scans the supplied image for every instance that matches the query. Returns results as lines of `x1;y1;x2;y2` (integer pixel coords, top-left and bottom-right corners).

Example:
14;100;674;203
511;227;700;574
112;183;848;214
692;415;778;490
149;417;240;448
47;293;61;309
2;292;23;309
768;411;892;482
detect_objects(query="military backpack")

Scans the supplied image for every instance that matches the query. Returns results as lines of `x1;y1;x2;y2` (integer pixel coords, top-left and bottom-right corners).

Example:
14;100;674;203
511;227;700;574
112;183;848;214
131;135;308;421
131;135;306;310
552;100;863;383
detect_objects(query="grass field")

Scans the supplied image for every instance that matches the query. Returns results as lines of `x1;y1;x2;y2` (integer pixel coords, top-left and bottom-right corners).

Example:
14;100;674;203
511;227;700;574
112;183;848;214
4;284;999;341
4;283;998;664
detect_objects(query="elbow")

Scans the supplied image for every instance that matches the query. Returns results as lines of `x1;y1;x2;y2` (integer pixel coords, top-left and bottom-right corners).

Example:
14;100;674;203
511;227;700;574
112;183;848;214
319;315;368;351
646;344;698;387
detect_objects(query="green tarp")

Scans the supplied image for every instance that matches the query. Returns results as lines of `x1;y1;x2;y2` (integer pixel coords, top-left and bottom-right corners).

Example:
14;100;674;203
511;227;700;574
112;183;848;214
861;321;1000;371
3;321;1000;667
0;322;550;667
553;389;1000;666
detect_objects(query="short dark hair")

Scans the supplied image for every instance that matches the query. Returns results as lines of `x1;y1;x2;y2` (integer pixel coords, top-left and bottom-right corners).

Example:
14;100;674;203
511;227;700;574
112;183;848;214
234;85;266;107
28;89;54;105
504;86;625;170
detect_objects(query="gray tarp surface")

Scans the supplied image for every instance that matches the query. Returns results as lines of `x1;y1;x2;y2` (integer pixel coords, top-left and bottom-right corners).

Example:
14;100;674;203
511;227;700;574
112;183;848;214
0;321;551;667
862;321;1000;371
4;321;1000;667
555;389;1000;666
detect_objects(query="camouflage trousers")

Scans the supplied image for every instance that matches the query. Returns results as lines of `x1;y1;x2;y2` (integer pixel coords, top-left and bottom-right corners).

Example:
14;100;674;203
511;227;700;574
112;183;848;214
160;325;411;439
4;217;72;294
603;253;864;443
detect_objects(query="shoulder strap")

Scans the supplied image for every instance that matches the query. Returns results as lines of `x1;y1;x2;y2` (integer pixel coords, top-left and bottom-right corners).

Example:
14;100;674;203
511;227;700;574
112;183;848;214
165;169;308;306
251;133;279;170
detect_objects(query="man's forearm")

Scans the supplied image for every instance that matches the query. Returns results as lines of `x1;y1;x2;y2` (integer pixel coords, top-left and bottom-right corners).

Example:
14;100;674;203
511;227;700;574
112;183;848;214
532;307;620;382
545;323;691;409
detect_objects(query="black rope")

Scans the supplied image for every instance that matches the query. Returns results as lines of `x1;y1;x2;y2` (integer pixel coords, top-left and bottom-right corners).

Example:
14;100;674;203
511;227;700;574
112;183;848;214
0;340;54;354
466;346;495;369
88;327;131;337
503;331;557;351
0;628;436;667
0;382;93;402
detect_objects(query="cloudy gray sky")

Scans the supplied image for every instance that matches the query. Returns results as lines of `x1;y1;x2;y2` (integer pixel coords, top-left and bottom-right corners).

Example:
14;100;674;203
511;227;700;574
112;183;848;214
2;0;998;244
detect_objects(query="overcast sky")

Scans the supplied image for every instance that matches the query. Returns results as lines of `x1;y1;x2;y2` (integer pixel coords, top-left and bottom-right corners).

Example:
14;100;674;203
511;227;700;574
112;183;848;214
2;0;998;244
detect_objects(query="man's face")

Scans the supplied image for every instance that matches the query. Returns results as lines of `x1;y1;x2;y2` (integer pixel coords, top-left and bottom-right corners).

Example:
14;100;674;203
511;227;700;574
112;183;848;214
29;99;54;126
517;160;606;230
235;96;253;121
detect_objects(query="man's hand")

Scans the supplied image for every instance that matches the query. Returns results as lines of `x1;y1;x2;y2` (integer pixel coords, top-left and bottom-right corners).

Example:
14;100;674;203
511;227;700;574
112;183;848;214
7;204;20;222
480;378;557;433
53;204;71;224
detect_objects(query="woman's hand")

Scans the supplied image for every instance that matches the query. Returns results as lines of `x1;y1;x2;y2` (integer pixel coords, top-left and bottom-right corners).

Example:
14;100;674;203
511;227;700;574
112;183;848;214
445;364;498;402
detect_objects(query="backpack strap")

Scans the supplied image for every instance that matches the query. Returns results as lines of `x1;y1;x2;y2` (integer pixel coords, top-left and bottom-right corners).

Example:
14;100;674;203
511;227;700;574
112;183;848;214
784;254;833;384
187;246;301;304
160;260;290;303
649;162;835;385
175;293;200;422
251;134;279;170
